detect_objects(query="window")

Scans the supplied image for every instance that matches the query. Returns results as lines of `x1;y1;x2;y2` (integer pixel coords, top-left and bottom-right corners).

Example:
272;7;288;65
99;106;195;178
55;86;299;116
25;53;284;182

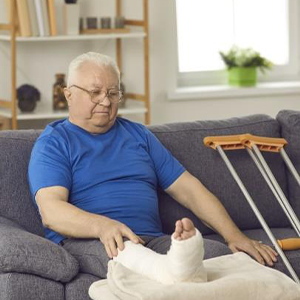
175;0;299;87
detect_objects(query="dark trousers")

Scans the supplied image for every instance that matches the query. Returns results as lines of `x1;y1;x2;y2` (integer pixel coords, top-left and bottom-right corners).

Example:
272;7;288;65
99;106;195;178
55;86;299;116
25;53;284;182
60;235;232;279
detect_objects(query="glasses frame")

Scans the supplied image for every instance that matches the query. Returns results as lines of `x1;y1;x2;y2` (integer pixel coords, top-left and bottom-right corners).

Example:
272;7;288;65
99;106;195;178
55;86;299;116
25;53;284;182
68;84;123;104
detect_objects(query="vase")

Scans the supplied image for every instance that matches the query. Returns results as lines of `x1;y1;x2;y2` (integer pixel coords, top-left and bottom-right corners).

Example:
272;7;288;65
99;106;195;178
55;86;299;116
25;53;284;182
53;74;68;110
228;67;257;87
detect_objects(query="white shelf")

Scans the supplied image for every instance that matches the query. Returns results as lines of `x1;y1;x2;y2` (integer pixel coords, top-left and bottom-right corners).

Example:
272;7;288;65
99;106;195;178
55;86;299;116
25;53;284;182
0;31;146;42
0;101;147;120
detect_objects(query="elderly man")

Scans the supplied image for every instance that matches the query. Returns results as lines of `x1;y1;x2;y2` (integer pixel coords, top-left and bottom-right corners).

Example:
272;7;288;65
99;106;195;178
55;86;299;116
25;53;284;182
28;52;277;281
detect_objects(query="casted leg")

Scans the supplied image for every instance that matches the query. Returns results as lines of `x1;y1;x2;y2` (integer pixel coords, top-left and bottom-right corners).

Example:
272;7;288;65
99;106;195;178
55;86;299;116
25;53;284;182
113;218;207;284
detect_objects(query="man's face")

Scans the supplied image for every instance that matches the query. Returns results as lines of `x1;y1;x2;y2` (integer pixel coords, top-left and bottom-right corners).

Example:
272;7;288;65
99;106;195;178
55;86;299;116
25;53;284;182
65;62;119;134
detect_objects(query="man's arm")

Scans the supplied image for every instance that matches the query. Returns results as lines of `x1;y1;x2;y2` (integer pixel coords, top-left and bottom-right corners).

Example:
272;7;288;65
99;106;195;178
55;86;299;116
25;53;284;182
165;171;278;266
36;186;144;258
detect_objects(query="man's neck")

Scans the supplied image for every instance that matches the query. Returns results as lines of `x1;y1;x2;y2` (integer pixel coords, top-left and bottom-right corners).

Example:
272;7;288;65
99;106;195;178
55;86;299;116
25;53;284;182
68;117;114;135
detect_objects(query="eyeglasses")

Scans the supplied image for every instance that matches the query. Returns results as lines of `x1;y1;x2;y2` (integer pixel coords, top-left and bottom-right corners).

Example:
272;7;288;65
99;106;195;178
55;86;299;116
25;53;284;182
68;84;123;104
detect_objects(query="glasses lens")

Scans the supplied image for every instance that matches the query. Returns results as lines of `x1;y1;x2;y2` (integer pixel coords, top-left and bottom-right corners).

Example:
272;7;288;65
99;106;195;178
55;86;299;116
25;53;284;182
108;90;122;103
90;89;122;104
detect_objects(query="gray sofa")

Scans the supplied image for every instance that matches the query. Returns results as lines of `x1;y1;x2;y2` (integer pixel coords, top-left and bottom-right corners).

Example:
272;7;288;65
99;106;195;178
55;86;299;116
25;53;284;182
1;110;300;300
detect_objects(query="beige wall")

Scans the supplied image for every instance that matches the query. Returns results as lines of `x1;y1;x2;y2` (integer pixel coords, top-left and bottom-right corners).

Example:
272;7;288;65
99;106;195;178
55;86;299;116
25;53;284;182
0;0;300;128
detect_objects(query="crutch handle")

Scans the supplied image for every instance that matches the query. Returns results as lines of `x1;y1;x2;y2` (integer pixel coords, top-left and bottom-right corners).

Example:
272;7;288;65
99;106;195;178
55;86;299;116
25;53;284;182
240;135;288;153
204;135;246;150
277;238;300;250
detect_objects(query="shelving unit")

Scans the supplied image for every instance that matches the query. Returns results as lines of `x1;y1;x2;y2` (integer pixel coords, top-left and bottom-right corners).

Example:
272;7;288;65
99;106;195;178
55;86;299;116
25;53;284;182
0;0;150;129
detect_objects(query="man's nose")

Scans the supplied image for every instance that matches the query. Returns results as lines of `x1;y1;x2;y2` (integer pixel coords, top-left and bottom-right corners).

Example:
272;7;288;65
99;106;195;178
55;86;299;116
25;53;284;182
98;95;111;106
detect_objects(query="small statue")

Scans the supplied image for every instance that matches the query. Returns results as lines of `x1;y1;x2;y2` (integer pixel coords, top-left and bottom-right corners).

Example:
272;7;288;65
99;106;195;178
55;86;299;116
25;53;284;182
17;84;40;112
53;73;68;110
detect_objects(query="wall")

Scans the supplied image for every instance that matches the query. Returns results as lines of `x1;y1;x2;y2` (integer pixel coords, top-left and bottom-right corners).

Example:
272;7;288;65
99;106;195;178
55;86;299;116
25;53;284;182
149;0;300;124
0;0;300;128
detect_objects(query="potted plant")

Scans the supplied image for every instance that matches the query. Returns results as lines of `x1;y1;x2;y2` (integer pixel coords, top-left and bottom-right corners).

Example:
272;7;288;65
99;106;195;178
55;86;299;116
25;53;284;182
219;46;273;87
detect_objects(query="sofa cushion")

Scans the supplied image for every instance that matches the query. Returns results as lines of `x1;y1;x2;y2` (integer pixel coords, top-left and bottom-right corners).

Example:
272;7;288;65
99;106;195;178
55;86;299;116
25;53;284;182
65;273;99;300
205;227;300;280
149;114;290;235
0;216;79;283
276;110;300;218
0;272;64;300
0;130;44;236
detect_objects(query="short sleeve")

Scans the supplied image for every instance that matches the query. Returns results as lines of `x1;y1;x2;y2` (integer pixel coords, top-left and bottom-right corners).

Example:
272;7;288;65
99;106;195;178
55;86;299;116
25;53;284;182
143;127;186;190
28;136;72;198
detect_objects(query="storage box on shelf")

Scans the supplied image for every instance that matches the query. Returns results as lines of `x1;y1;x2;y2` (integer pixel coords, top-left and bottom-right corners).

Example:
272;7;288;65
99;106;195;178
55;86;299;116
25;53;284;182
0;0;150;129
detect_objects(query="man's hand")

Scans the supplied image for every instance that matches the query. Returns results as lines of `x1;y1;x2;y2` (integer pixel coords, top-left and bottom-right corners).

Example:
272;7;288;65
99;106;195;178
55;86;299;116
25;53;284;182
227;235;278;266
97;217;145;258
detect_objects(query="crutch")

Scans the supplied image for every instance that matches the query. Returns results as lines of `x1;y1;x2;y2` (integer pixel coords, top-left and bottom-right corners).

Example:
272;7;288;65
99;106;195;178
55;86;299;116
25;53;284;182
239;134;300;237
204;135;300;284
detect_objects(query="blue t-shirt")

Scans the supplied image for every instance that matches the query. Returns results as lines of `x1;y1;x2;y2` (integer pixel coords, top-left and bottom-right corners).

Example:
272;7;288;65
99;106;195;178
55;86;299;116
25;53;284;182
28;117;185;244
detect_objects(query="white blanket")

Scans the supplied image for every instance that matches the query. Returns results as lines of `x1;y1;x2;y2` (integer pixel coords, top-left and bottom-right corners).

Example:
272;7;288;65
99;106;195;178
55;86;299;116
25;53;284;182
89;252;300;300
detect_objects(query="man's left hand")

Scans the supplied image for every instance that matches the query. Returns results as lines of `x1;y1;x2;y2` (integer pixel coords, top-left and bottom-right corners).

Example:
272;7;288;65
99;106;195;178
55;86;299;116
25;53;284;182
227;236;278;266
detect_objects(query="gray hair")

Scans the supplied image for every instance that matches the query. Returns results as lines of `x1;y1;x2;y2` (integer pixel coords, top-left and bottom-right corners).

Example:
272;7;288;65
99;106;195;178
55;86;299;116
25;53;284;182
67;52;120;87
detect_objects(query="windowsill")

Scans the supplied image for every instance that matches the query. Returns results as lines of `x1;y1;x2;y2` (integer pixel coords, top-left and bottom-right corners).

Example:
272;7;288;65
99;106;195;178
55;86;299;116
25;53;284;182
168;81;300;101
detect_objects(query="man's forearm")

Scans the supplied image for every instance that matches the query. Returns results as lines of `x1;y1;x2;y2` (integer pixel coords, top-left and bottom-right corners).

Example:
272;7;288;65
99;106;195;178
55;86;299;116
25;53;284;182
41;198;106;239
187;187;245;243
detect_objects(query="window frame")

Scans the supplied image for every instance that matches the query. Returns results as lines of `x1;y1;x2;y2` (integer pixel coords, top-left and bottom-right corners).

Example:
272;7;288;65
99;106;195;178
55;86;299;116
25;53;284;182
173;0;300;89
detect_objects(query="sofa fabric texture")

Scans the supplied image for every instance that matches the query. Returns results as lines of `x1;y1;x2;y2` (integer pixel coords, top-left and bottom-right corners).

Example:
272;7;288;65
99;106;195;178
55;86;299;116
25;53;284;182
149;114;290;235
0;216;79;283
277;110;300;218
0;111;300;300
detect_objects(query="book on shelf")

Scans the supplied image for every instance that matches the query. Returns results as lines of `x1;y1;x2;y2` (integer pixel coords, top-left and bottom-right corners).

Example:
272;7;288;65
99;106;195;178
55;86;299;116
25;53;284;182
34;0;50;36
47;0;57;36
34;0;44;36
16;0;32;37
40;0;50;36
27;0;39;36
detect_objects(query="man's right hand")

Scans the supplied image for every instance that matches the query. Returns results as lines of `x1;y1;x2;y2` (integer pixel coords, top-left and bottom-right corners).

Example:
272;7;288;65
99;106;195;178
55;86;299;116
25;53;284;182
97;217;145;258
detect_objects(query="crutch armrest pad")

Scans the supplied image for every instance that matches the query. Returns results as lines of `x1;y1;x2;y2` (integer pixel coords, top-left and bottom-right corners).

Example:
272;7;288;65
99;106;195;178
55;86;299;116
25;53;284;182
203;135;247;150
240;135;287;152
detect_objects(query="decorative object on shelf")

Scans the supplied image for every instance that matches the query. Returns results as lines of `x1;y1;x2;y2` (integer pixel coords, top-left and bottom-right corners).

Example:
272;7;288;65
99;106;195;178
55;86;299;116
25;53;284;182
17;84;41;112
101;17;112;29
115;16;125;29
63;0;80;35
86;17;98;29
219;46;273;87
80;28;130;34
53;74;68;110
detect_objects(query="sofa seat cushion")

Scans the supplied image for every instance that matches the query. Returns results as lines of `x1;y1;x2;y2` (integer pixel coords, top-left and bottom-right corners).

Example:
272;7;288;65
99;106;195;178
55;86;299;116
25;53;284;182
65;273;99;300
276;110;300;217
0;272;64;300
0;217;79;283
149;114;290;235
204;227;299;279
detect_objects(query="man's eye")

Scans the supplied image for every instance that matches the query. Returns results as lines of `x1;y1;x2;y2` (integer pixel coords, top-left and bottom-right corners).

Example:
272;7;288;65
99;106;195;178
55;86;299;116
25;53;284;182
108;91;119;97
91;90;101;97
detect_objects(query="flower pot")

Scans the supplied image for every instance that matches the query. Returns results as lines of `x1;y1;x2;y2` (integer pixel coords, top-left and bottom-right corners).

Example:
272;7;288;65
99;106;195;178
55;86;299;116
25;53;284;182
228;67;257;87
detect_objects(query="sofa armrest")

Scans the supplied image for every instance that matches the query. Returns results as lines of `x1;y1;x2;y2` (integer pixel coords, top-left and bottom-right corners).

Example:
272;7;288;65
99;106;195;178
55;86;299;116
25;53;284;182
0;216;79;283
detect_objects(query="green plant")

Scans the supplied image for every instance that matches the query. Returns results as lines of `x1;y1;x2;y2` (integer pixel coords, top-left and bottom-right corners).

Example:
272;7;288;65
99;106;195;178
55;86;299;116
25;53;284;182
219;46;273;73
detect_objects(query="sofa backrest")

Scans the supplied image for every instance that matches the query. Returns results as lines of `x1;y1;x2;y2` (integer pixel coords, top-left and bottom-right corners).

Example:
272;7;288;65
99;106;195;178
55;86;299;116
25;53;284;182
0;113;291;237
149;114;290;235
276;110;300;218
0;130;44;236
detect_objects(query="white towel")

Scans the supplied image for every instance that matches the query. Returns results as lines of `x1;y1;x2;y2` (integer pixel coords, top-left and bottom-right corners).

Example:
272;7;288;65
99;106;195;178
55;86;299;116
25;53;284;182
89;252;300;300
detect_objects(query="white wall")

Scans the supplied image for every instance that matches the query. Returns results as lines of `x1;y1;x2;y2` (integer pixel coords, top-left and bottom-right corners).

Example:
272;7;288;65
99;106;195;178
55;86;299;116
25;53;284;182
148;0;300;125
1;0;300;128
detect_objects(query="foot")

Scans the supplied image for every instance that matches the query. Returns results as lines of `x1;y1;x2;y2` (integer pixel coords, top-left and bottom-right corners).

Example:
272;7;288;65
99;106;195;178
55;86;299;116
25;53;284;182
173;218;196;241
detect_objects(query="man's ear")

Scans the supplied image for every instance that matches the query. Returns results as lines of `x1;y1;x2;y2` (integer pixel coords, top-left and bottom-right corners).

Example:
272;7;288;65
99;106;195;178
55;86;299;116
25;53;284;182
64;88;72;107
